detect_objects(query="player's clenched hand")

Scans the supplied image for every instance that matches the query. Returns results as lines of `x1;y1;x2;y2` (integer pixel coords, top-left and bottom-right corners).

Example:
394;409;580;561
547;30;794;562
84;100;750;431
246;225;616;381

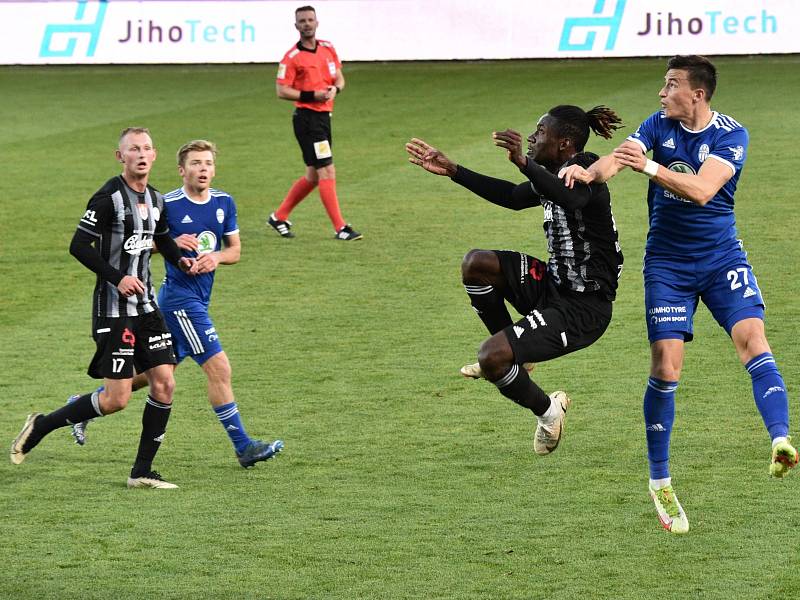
117;275;145;297
493;129;527;169
178;257;197;274
174;233;199;251
405;138;457;177
558;164;593;188
193;252;220;274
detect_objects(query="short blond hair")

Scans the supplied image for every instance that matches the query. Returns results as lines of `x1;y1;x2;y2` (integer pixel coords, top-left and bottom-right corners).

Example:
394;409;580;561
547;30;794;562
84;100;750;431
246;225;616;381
119;127;152;144
177;139;217;166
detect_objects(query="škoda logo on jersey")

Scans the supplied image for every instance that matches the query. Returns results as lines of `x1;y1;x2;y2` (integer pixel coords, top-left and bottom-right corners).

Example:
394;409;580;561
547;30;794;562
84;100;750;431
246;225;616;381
123;234;154;255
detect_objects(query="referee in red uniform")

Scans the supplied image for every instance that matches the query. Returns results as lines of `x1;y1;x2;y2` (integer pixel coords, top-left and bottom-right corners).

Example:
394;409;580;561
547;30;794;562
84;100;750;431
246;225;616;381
267;5;362;241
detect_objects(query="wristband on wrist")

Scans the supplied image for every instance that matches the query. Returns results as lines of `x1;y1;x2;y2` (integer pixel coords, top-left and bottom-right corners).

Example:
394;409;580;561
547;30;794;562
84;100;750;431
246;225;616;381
642;159;659;178
299;90;315;102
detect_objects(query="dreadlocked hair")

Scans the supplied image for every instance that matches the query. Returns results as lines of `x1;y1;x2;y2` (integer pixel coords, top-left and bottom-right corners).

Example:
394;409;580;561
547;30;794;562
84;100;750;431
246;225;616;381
548;105;623;151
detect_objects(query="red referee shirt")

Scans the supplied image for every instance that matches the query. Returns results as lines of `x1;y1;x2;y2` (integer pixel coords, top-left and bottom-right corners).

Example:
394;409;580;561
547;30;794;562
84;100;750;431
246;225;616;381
277;40;341;112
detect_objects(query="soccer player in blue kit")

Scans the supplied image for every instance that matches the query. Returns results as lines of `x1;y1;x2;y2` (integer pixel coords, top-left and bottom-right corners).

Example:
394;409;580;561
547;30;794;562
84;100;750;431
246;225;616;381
71;140;284;469
561;55;797;534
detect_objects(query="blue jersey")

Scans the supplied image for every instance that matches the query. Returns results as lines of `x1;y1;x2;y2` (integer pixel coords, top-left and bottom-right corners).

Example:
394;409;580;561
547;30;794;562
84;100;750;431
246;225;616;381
628;111;748;258
158;187;238;309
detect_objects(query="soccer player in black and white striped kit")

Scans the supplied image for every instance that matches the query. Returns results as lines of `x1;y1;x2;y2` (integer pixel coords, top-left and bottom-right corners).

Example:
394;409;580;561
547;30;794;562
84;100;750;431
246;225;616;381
11;128;195;488
406;105;623;455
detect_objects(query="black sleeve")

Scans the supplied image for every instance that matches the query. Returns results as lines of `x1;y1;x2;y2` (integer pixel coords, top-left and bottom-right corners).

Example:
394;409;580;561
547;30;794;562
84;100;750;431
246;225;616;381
154;231;185;267
450;165;542;210
519;157;592;210
69;229;125;286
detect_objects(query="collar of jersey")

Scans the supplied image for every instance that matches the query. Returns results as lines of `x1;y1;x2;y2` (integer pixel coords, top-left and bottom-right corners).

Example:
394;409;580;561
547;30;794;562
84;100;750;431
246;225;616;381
296;40;318;53
181;186;211;205
678;110;718;134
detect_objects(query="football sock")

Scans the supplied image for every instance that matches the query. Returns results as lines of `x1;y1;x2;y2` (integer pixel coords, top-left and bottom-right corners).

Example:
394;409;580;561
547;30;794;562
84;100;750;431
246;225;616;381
213;402;252;455
746;352;790;440
463;284;513;334
34;393;104;438
318;179;346;232
492;363;551;416
643;377;677;480
275;177;317;221
131;395;171;477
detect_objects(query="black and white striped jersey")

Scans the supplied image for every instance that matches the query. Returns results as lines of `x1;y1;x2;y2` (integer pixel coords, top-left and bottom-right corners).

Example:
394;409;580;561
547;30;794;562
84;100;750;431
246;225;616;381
76;176;169;317
531;152;623;301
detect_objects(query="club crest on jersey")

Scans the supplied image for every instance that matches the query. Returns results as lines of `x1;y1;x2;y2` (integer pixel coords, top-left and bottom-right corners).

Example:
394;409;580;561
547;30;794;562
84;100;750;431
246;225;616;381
698;144;709;162
729;145;744;161
197;231;217;254
137;203;149;219
216;208;225;224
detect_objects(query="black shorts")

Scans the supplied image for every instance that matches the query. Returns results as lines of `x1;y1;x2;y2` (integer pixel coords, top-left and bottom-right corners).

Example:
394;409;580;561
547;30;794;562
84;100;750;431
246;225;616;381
293;108;333;168
88;310;176;379
495;250;612;364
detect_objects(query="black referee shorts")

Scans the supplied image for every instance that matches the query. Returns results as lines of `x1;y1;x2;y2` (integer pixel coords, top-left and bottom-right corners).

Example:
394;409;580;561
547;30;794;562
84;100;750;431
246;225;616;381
293;108;333;168
494;250;612;364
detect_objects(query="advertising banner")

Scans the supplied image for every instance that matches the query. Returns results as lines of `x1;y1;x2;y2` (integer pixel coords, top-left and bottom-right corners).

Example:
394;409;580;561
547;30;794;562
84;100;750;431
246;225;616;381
0;0;797;65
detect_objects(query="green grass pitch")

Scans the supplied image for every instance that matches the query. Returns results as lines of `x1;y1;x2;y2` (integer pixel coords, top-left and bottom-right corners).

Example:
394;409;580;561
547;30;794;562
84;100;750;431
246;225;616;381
1;55;799;599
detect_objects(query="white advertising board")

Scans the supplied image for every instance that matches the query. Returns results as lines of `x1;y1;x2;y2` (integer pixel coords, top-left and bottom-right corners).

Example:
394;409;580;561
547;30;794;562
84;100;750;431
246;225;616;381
0;0;797;65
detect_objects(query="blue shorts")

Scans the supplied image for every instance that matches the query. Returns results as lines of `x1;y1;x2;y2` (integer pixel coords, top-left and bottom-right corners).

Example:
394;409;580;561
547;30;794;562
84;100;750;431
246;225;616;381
160;303;223;365
644;250;765;343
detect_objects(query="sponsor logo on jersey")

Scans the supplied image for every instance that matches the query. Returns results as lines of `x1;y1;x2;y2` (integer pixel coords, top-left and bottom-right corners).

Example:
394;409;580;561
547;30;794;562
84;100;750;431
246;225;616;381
123;234;154;254
743;286;756;299
513;326;525;338
542;200;553;223
81;209;98;224
698;144;710;162
662;138;675;149
196;231;217;254
181;214;193;223
327;60;337;76
664;162;696;203
216;208;225;224
729;145;744;161
277;63;287;78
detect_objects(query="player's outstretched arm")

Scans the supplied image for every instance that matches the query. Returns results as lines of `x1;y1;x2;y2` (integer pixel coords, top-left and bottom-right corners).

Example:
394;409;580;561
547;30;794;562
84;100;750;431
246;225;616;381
405;138;457;177
559;151;626;187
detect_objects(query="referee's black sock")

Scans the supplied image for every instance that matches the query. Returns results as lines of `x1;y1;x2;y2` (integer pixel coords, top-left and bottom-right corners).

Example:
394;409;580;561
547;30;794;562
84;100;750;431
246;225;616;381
463;284;513;334
131;395;172;477
35;392;104;437
492;364;551;416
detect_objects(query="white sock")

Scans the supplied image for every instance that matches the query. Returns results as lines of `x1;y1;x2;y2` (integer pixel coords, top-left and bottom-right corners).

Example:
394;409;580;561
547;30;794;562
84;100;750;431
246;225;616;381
538;398;561;424
772;436;788;448
649;477;671;490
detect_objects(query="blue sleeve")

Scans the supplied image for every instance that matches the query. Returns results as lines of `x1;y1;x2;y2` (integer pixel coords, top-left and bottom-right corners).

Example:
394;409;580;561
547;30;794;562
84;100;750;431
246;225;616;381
224;196;239;235
627;111;661;154
708;127;748;176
